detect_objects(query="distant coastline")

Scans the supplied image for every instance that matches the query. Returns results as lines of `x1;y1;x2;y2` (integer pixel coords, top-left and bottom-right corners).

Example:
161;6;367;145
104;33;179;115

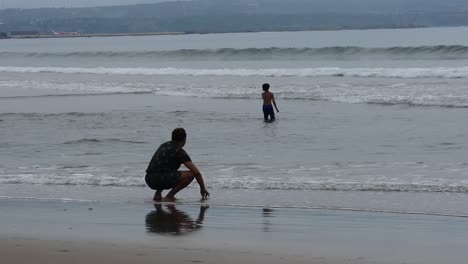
0;25;456;40
2;25;435;40
7;32;185;39
1;0;467;39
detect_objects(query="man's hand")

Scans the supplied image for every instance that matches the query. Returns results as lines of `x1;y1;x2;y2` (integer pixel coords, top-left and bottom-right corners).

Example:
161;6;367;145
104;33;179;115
200;188;210;199
184;161;209;199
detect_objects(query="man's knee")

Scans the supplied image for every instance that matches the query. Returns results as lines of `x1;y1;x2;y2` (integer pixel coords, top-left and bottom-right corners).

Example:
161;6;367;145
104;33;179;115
180;171;195;183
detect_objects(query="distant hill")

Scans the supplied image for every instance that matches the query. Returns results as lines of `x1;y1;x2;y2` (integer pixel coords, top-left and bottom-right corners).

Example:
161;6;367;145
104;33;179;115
1;0;468;34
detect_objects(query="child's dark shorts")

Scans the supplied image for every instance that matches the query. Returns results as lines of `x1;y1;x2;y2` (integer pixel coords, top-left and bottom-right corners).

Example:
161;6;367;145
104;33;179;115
263;104;275;121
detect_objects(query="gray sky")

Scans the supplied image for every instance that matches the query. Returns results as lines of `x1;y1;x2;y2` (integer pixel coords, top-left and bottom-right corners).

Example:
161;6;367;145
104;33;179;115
0;0;177;9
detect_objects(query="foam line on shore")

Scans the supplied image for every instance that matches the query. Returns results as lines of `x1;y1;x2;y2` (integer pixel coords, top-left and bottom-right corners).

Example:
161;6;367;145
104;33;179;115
0;196;95;203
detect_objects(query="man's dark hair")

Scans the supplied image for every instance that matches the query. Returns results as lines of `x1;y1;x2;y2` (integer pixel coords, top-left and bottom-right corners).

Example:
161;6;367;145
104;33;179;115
262;83;270;91
172;128;187;142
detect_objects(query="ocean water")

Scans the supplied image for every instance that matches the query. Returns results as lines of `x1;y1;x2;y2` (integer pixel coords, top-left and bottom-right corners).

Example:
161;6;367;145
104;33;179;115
1;27;468;216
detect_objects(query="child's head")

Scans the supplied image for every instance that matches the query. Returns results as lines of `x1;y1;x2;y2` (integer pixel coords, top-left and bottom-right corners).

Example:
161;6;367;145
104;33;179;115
262;83;270;91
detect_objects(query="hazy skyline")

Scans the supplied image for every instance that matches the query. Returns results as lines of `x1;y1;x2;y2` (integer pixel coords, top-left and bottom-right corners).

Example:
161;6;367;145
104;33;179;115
0;0;175;9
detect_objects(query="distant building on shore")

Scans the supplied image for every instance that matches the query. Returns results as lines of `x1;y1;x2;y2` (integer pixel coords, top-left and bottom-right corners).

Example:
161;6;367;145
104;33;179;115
52;31;80;36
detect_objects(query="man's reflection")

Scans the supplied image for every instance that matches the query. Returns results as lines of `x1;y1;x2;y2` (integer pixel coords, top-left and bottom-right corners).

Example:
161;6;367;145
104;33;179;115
145;204;208;236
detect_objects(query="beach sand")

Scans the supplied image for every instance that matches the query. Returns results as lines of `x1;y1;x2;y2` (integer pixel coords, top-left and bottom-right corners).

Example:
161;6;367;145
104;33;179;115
1;198;467;264
0;236;309;264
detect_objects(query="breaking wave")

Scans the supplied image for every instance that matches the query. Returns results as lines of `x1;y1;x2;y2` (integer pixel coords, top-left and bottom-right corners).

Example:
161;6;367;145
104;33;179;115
1;173;468;193
1;66;468;78
2;45;468;60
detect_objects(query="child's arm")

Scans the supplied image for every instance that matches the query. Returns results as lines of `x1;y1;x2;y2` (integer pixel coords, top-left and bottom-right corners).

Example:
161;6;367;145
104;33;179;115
272;94;279;112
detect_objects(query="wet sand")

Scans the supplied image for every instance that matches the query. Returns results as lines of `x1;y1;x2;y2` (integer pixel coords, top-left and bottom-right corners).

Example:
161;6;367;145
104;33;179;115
1;198;468;264
0;236;311;264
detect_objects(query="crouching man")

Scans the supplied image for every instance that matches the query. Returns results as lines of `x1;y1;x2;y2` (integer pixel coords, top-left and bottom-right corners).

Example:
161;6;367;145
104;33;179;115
145;128;209;202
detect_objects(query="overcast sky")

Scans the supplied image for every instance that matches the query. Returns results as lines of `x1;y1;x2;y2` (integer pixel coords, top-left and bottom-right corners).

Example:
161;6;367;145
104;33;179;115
0;0;178;9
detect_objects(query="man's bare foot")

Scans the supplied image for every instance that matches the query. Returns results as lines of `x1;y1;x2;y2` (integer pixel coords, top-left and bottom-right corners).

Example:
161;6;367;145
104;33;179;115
163;196;177;202
153;191;163;201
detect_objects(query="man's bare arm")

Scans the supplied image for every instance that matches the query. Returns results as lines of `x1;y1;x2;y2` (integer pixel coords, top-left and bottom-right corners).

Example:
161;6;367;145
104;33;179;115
184;161;209;198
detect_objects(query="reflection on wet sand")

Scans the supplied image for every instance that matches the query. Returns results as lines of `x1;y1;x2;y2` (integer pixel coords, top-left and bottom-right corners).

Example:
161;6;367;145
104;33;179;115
262;207;275;232
145;204;208;236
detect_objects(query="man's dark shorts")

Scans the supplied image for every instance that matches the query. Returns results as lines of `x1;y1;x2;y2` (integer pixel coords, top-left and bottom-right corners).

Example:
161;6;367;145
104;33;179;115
145;171;181;190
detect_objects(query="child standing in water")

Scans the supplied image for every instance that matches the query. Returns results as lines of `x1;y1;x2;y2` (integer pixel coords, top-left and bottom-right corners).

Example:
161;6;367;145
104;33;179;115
261;83;279;122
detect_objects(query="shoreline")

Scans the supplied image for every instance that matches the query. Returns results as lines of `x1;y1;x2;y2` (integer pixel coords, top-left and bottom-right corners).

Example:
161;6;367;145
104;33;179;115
1;25;441;40
7;32;185;39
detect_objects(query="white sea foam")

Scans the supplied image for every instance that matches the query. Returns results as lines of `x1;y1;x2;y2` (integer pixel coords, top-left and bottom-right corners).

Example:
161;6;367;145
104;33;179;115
0;196;94;203
0;80;153;96
2;170;468;193
1;66;468;78
1;67;468;107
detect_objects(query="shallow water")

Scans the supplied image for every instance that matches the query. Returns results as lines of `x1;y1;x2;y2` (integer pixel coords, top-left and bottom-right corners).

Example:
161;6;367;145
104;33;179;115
1;27;468;216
